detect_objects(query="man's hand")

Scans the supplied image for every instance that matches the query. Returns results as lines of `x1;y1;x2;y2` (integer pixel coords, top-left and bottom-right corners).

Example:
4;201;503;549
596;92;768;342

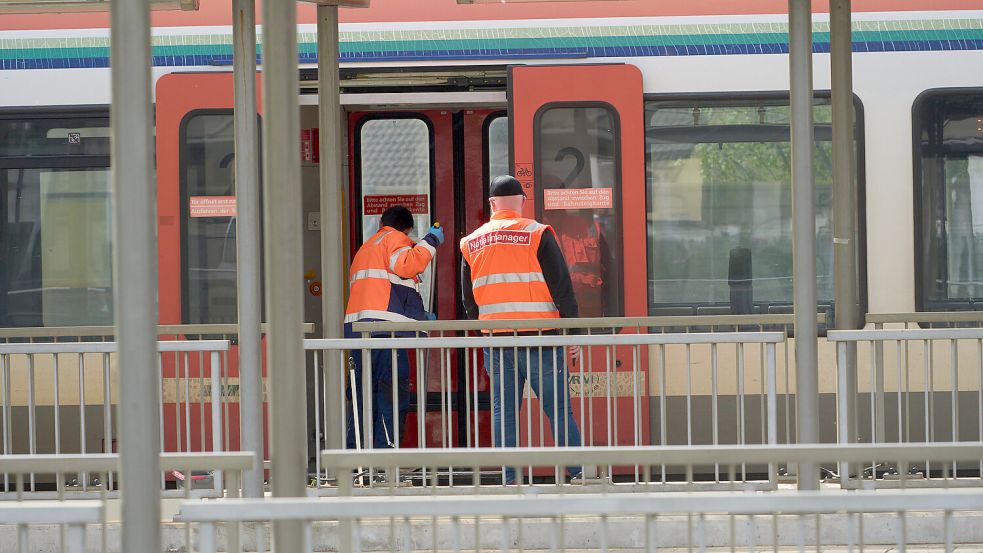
424;311;437;321
425;225;445;245
566;345;581;363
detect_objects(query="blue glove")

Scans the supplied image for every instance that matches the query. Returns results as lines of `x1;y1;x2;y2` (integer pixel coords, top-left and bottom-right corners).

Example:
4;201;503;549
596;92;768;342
425;225;445;246
425;312;437;321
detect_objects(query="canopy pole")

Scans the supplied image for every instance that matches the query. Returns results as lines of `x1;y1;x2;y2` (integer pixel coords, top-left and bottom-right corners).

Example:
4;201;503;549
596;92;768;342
831;0;862;449
261;0;307;550
318;5;346;456
232;0;264;499
110;0;160;549
789;0;820;490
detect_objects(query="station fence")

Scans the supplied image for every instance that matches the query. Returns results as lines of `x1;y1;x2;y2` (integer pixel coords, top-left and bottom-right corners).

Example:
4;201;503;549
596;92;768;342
306;327;784;489
3;314;983;500
0;500;102;553
174;443;983;553
0;452;251;553
831;327;983;487
0;340;233;496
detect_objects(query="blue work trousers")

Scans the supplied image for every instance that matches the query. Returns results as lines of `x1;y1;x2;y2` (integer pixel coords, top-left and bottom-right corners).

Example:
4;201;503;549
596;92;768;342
345;347;410;450
483;345;583;483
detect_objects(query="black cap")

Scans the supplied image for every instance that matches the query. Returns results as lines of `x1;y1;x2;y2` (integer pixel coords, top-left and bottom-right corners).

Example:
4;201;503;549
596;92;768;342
489;175;525;198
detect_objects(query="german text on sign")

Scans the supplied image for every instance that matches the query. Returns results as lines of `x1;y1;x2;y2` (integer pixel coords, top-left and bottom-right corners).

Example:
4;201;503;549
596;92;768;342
363;194;429;215
544;187;613;210
190;196;237;217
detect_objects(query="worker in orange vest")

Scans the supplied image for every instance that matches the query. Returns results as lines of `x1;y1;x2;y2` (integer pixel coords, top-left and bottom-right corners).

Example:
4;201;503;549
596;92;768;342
345;205;444;450
460;175;583;484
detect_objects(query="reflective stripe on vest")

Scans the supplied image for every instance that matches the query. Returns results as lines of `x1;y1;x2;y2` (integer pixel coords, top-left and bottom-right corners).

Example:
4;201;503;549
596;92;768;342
418;240;436;257
350;268;418;289
389;246;412;272
472;271;546;290
344;309;418;324
477;301;559;317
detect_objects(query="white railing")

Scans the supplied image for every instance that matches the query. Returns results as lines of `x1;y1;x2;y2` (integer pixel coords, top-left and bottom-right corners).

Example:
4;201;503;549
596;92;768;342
305;331;784;489
830;328;983;486
182;491;983;553
0;452;252;553
350;315;805;450
181;490;983;553
322;442;983;493
0;452;253;500
176;443;983;553
0;500;102;553
0;340;232;495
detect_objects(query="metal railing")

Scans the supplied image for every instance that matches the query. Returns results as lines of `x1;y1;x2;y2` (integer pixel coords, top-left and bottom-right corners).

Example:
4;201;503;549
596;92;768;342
322;442;983;493
190;490;983;553
180;488;983;553
305;331;785;489
831;327;983;486
868;312;983;328
0;452;252;553
0;323;316;342
0;340;232;494
0;451;253;500
351;313;825;334
351;314;823;462
174;443;983;553
0;500;102;553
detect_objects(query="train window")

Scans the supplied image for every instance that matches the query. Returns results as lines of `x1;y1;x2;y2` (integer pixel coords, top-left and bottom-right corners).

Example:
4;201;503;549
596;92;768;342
645;96;864;317
486;115;509;184
357;117;433;240
0;116;110;158
915;90;983;311
535;104;623;317
181;111;240;325
356;116;435;305
0;111;112;327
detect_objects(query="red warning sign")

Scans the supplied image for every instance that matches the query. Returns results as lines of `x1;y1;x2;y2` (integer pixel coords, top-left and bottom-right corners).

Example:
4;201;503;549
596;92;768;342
363;194;429;215
544;188;613;210
190;196;237;217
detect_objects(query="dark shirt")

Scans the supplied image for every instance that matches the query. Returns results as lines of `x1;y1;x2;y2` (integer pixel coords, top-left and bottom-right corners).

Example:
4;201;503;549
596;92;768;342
461;228;579;321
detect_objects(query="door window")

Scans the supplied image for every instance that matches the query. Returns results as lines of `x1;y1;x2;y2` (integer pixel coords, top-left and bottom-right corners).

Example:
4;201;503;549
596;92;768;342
357;117;435;304
535;105;623;317
182;111;241;324
486;115;509;187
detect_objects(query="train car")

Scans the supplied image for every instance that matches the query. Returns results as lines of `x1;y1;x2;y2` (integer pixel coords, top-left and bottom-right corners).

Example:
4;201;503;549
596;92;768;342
1;0;983;471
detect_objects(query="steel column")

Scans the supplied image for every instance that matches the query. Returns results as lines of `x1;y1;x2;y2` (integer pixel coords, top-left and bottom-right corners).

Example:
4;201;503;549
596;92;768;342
788;0;820;490
260;0;307;550
831;0;865;446
110;0;160;549
232;0;264;499
318;3;346;458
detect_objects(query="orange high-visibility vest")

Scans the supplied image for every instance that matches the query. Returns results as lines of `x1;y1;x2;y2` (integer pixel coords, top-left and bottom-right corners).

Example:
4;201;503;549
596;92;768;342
345;226;435;324
460;210;560;323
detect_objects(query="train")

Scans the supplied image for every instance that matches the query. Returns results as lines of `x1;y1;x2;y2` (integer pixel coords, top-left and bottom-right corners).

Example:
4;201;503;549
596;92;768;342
1;0;982;469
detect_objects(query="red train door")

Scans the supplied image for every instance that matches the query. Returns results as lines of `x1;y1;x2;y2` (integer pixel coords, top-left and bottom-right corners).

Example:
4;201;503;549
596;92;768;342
349;110;504;449
508;64;650;447
156;72;262;458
